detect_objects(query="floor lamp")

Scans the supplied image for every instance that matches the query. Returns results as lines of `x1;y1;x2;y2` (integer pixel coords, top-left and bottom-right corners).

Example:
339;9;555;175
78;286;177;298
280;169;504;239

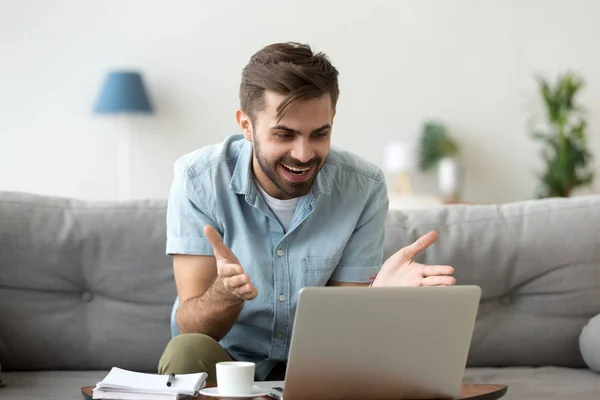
384;141;417;196
93;70;154;200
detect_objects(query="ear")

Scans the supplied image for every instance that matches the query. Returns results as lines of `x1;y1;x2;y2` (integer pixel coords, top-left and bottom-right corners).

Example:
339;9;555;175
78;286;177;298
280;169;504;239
236;109;253;142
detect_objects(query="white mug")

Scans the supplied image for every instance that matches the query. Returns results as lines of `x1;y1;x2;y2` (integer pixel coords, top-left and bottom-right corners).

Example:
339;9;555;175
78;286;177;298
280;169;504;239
216;361;255;395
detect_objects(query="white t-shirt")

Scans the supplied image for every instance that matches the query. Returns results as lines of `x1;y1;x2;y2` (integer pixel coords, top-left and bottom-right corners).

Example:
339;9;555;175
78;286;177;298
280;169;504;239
256;182;298;232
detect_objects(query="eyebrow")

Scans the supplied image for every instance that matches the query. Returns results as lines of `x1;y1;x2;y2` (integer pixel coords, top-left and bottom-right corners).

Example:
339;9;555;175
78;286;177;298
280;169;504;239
270;124;331;134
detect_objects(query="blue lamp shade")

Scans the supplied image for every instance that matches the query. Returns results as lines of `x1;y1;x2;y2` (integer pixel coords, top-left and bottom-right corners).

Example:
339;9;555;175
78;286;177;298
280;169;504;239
93;71;154;114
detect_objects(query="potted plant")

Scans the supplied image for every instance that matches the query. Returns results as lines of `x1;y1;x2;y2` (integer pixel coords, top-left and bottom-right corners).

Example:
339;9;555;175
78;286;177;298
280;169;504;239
529;71;594;198
418;121;461;202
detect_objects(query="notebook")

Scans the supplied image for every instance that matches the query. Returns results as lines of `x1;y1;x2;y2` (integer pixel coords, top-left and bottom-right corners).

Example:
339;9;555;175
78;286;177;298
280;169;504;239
93;367;208;400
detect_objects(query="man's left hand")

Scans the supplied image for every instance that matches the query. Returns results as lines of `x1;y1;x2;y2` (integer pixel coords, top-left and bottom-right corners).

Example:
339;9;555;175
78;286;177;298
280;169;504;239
372;231;456;287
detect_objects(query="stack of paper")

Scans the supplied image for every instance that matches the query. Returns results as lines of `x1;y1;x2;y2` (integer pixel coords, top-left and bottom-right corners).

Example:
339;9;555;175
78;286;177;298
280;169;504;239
93;367;208;400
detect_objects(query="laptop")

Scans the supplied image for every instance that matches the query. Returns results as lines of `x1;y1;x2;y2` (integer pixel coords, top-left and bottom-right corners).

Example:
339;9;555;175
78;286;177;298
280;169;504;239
269;285;481;400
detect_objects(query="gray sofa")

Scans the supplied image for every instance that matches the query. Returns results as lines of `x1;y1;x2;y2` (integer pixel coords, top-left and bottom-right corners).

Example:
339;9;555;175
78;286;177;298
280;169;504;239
1;190;599;400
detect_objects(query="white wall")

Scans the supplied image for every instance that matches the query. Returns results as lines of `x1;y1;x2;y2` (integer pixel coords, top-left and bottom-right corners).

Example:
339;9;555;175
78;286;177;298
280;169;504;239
1;0;600;204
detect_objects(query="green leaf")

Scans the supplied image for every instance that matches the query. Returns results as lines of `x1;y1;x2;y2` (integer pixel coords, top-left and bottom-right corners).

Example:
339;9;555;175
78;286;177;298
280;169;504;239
571;119;587;141
418;121;460;171
529;71;593;197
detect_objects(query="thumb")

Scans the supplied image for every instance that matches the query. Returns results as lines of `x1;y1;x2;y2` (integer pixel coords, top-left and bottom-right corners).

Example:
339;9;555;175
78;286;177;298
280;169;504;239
204;225;235;260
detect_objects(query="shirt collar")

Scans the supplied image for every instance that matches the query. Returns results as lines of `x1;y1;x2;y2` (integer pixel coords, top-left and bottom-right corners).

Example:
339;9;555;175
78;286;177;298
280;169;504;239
230;139;254;195
230;140;331;198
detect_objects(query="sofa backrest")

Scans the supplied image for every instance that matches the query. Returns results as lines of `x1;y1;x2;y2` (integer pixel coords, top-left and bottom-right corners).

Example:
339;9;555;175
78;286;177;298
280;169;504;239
383;195;600;368
0;191;174;372
1;191;599;371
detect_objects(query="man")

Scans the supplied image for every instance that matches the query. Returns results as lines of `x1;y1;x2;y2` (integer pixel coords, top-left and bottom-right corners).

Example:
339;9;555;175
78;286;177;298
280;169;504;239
158;42;455;382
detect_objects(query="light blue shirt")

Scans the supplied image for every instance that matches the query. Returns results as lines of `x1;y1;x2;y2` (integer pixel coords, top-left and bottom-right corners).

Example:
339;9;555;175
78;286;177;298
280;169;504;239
166;134;389;380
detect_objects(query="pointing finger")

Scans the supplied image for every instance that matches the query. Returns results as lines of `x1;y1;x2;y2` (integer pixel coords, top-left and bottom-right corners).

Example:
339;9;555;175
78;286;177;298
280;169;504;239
402;231;438;260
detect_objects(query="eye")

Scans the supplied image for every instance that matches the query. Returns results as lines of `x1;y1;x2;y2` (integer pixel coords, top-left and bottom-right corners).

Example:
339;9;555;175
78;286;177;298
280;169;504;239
275;132;294;140
312;131;329;139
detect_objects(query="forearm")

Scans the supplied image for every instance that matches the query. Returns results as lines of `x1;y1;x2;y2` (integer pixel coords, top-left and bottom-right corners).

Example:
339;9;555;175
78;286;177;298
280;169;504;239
176;278;244;341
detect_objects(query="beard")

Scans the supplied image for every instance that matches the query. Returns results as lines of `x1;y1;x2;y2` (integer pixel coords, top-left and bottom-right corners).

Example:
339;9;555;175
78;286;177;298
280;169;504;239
253;136;323;199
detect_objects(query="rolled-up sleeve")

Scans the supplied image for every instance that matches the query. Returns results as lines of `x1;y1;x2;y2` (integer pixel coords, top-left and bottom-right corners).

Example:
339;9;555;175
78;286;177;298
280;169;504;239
329;172;388;283
166;158;218;256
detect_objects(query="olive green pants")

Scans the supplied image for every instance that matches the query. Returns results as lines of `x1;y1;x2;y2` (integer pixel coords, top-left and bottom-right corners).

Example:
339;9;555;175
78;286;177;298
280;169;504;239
157;333;286;383
157;334;233;383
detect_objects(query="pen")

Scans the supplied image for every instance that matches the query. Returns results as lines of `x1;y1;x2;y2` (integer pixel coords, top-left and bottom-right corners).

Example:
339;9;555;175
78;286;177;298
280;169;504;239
166;373;175;387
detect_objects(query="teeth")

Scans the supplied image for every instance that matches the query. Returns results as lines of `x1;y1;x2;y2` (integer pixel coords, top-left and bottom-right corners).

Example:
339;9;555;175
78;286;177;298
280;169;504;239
283;164;310;172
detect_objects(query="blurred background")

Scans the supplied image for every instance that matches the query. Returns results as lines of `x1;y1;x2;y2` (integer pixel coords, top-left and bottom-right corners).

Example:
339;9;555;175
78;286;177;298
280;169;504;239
1;0;599;206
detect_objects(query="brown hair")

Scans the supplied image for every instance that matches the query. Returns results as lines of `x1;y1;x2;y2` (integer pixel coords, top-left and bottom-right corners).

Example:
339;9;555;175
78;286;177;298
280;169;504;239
240;42;340;122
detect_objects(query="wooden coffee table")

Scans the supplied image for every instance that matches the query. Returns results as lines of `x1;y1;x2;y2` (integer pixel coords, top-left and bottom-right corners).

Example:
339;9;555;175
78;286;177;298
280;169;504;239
82;383;507;399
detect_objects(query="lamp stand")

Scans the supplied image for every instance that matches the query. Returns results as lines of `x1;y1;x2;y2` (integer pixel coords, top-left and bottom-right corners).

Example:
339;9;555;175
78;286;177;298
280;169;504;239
392;172;414;196
116;115;131;201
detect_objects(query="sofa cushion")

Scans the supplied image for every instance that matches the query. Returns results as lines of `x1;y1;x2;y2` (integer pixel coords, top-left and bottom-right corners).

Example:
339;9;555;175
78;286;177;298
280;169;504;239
580;313;600;373
0;192;175;372
383;195;600;368
3;190;600;374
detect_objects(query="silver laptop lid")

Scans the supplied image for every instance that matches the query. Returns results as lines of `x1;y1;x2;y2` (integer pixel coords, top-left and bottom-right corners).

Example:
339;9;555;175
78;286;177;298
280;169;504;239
283;285;481;400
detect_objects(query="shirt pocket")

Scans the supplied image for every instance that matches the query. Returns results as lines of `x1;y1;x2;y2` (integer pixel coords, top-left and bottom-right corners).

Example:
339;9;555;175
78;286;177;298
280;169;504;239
301;255;342;287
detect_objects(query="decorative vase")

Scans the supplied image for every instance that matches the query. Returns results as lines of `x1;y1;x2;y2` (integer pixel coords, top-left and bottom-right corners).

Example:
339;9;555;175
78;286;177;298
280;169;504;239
437;157;461;202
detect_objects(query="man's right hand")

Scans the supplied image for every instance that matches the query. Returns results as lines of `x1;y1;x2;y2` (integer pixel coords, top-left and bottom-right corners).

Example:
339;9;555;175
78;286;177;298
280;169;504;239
204;225;258;301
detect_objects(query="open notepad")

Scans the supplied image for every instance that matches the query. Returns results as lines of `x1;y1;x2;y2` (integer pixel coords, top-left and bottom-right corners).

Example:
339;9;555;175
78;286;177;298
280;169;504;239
93;367;208;400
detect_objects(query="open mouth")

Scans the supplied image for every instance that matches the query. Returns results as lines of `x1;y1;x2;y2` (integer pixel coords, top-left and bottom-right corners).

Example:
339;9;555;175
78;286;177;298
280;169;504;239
279;163;314;182
281;164;311;175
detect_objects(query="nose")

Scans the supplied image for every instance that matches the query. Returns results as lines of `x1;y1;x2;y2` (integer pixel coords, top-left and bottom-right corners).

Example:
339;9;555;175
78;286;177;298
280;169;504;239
290;137;315;164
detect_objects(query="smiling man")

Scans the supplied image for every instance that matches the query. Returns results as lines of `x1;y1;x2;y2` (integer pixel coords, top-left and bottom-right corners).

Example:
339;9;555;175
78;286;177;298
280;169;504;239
158;42;456;382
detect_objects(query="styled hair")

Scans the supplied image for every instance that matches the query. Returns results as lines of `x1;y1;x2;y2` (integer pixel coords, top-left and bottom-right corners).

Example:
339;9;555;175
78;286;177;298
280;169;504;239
239;42;340;121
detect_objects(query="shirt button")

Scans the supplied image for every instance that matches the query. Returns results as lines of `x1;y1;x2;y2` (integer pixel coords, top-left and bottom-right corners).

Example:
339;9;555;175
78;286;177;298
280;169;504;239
276;332;284;339
279;295;285;302
276;249;283;257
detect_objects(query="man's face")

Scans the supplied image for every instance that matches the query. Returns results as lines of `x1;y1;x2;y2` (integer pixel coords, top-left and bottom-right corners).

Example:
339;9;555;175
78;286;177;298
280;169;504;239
238;91;334;200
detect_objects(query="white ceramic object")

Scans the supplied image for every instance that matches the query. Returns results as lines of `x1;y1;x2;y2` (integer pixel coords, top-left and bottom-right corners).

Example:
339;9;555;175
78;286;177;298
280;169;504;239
437;157;461;202
199;386;269;398
215;361;256;396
